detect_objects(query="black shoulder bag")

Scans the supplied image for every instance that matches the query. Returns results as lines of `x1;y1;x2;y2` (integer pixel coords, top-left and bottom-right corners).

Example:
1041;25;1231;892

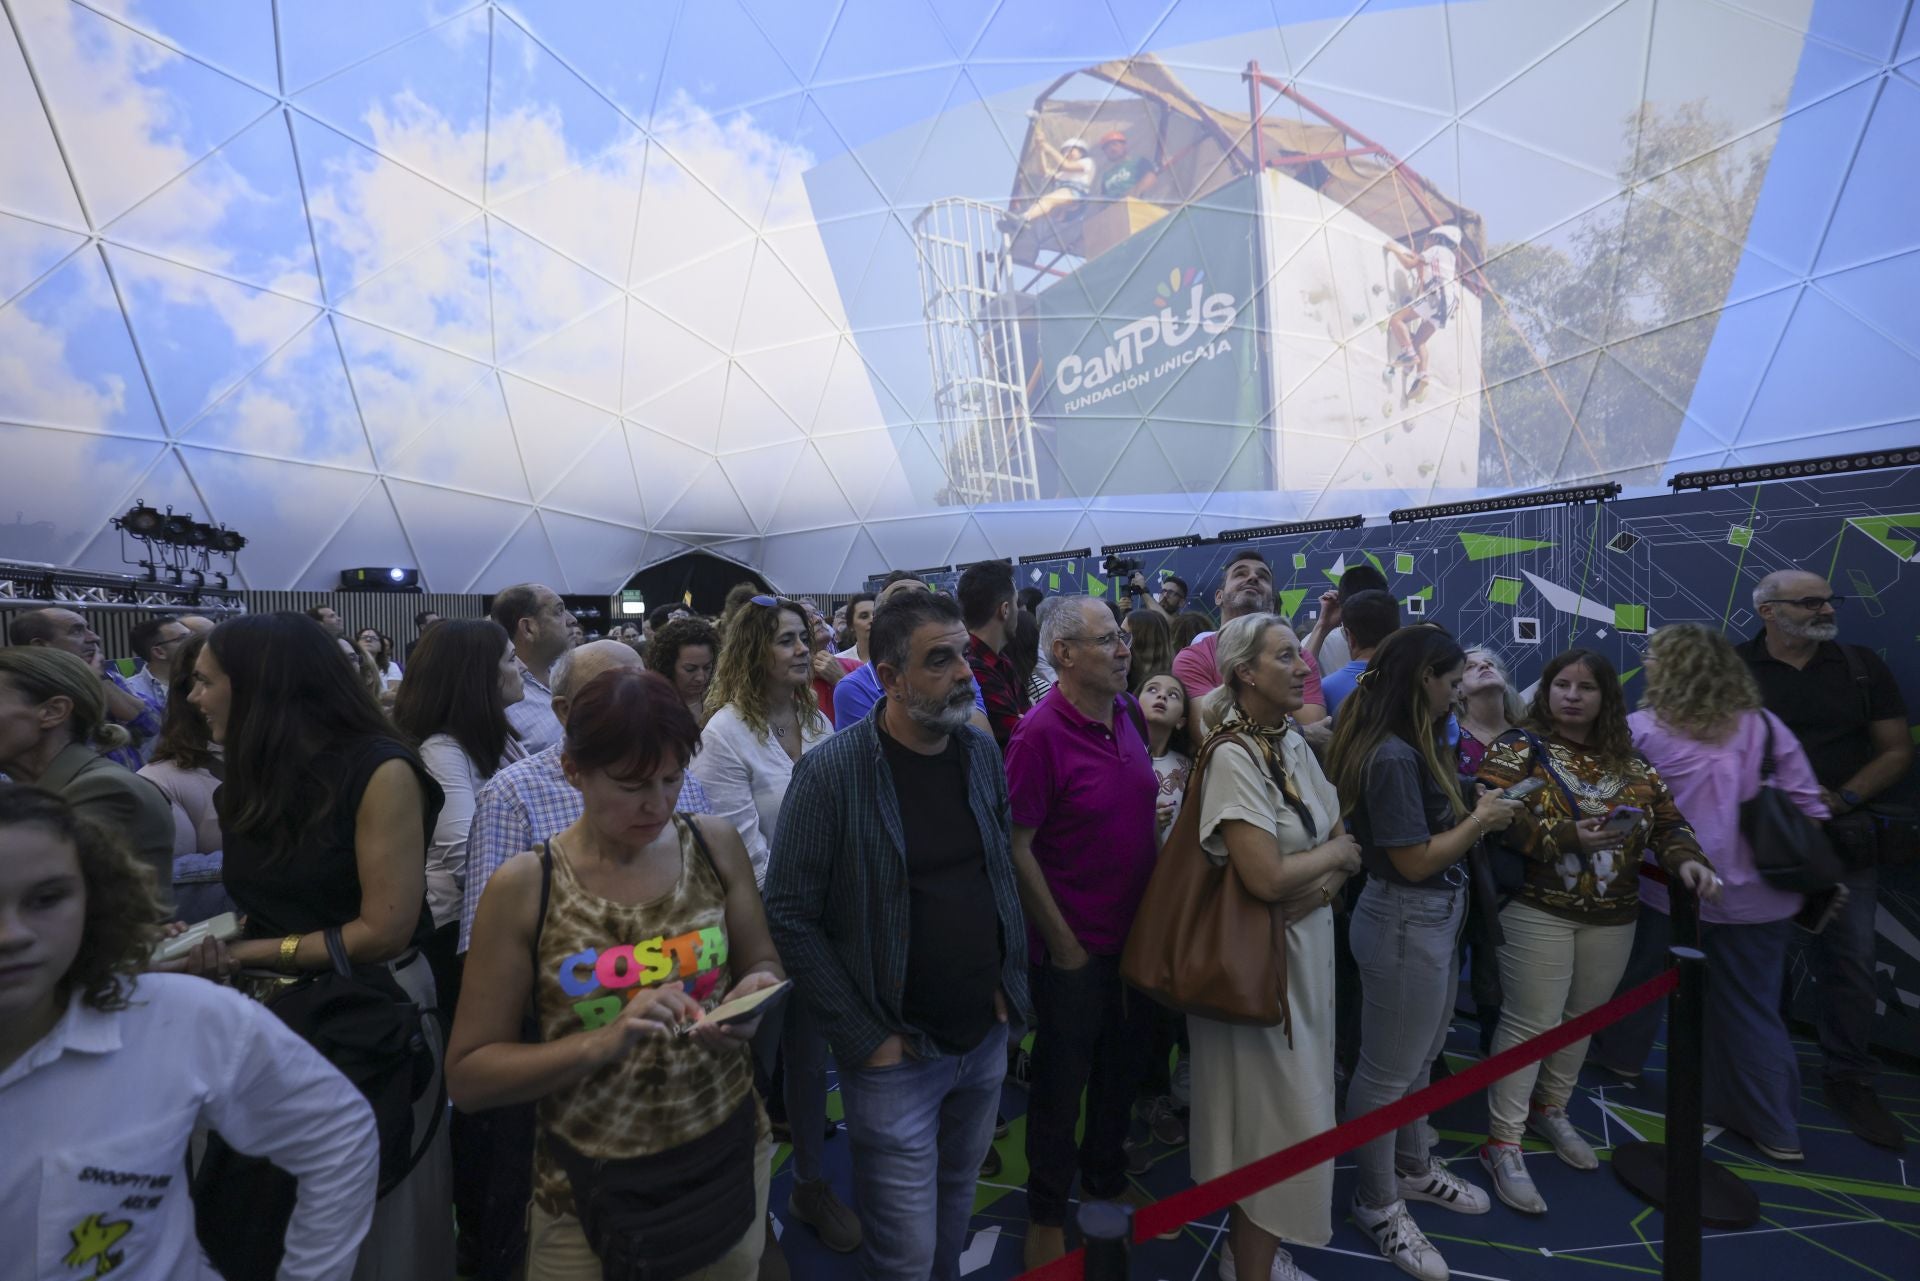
543;818;759;1281
1742;714;1845;893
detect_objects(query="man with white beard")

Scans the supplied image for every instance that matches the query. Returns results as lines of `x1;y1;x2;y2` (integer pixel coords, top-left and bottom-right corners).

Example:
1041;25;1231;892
1741;568;1913;1153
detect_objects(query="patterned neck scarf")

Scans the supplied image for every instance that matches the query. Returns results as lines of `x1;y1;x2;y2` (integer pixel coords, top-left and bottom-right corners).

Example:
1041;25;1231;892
1208;706;1318;840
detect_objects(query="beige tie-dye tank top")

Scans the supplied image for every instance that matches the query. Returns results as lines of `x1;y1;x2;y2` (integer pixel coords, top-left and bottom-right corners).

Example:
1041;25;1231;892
532;816;754;1215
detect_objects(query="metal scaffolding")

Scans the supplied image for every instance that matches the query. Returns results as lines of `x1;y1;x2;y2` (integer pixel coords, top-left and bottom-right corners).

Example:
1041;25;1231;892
913;198;1042;506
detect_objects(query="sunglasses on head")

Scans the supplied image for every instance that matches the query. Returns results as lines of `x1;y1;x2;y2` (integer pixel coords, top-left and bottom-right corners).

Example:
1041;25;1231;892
749;595;781;609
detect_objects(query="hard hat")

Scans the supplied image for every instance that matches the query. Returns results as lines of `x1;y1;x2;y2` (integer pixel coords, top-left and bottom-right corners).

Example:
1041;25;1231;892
1428;224;1463;245
1062;137;1090;152
1098;130;1129;146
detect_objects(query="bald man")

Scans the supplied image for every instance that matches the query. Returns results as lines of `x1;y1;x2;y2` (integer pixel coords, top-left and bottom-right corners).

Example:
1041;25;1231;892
457;640;715;952
1741;568;1913;1151
174;614;218;634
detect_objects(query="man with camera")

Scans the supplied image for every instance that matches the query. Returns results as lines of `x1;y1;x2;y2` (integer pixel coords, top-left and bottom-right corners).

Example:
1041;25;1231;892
1741;569;1913;1152
1121;561;1187;618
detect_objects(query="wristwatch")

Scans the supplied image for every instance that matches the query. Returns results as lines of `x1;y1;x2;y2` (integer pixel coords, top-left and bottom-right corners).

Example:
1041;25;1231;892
1839;788;1864;810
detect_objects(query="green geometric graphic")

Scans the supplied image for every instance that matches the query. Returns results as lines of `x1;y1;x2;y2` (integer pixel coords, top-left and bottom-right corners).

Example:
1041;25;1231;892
1048;572;1060;590
1292;552;1308;569
1487;576;1523;605
1614;603;1648;632
1279;587;1310;621
1847;513;1920;561
1088;574;1108;599
1728;525;1753;547
1459;532;1556;561
1395;553;1415;574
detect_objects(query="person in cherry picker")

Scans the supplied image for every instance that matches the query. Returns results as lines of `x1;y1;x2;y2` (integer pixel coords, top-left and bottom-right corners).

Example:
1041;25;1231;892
1383;223;1464;402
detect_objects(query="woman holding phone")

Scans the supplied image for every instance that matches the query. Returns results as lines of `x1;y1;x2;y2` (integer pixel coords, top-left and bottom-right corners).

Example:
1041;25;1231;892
1473;648;1718;1216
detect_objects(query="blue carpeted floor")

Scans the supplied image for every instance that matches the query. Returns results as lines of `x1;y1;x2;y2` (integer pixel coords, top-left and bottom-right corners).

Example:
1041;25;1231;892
769;1018;1920;1281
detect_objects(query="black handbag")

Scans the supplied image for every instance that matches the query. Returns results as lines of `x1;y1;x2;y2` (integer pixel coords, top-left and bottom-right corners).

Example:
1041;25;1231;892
548;1093;759;1281
1742;716;1844;894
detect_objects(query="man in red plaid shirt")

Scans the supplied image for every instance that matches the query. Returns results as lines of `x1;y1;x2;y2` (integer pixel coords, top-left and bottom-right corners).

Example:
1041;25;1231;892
958;561;1029;748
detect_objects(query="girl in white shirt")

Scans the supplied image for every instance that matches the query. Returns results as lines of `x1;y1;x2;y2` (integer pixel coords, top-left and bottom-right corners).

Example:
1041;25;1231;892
0;786;377;1280
688;595;859;1252
1139;673;1194;845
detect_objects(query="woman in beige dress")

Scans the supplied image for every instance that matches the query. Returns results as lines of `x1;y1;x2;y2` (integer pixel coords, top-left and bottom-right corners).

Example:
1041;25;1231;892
1188;613;1361;1281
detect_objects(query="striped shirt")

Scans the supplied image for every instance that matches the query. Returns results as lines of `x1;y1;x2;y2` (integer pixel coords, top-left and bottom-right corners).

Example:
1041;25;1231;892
763;700;1033;1067
458;744;714;951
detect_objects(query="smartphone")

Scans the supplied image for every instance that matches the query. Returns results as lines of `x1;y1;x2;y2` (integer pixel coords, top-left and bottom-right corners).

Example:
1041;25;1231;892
150;912;241;964
681;979;794;1034
1500;778;1548;802
1598;806;1645;835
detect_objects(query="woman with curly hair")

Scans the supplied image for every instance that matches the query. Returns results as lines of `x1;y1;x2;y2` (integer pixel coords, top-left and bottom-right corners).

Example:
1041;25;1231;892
646;616;720;729
0;786;379;1277
1124;607;1173;691
1589;623;1826;1159
1473;647;1719;1215
686;596;859;1253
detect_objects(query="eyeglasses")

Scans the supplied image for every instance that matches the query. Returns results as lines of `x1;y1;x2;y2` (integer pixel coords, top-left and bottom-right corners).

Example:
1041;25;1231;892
1763;595;1845;611
1072;629;1132;650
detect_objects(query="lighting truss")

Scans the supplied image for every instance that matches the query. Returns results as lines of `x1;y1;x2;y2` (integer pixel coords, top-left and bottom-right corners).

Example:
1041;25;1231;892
1100;534;1204;555
1214;515;1366;542
1667;448;1920;492
0;562;246;613
1016;547;1094;565
1389;483;1620;524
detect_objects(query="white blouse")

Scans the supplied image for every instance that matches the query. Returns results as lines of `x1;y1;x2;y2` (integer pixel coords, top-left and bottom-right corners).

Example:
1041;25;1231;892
418;733;525;930
688;702;830;887
0;975;376;1280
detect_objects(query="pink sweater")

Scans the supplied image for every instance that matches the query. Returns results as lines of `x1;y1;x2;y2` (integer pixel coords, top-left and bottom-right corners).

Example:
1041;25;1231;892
1628;708;1829;925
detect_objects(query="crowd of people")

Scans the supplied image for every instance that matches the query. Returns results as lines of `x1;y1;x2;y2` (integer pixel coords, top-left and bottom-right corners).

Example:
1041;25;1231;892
0;556;1909;1281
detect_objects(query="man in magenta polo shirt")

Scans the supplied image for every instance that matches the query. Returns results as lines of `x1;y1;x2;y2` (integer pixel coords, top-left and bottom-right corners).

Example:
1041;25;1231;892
1005;596;1159;1269
1173;548;1327;743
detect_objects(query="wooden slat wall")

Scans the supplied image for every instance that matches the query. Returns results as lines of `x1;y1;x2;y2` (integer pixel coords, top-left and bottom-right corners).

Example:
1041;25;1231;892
0;591;489;665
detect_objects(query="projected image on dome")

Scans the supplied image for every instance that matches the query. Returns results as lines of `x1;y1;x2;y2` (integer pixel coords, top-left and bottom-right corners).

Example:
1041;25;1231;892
0;0;1911;591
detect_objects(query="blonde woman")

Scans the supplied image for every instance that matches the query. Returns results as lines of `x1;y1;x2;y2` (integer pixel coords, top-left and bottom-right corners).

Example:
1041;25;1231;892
1590;623;1826;1160
687;595;860;1254
1185;615;1359;1281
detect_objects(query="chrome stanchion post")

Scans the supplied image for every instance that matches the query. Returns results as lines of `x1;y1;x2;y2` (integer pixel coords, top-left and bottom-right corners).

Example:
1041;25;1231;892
1079;1200;1133;1281
1663;945;1706;1281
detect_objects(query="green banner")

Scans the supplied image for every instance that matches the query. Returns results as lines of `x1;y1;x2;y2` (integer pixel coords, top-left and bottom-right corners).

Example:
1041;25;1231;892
1029;174;1268;497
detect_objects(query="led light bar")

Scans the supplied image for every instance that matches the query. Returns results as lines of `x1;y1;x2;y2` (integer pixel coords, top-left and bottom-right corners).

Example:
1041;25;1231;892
1668;448;1920;492
1214;515;1366;542
1389;483;1620;524
955;557;1014;570
1100;534;1204;554
903;564;954;578
1016;547;1093;565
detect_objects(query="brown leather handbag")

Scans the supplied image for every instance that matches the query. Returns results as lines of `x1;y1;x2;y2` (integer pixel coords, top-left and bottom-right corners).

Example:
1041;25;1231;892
1121;731;1291;1034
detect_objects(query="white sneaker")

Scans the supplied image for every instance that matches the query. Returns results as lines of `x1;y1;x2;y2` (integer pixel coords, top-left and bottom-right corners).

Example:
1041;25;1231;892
1527;1104;1598;1170
1396;1157;1490;1214
1417;1118;1440;1151
1478;1142;1548;1215
1217;1245;1319;1281
1171;1052;1192;1107
1352;1198;1448;1281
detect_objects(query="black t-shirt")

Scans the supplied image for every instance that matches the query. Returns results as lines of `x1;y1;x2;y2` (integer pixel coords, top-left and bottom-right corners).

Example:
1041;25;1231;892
1740;634;1908;790
1350;734;1460;890
220;736;443;947
878;721;1003;1055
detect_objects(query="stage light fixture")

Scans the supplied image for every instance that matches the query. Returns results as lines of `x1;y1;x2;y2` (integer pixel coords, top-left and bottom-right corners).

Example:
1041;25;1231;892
186;521;219;549
1389;483;1620;524
156;511;196;544
116;502;163;537
211;527;246;554
1214;515;1366;542
1668;448;1920;492
1101;534;1204;554
1016;547;1094;565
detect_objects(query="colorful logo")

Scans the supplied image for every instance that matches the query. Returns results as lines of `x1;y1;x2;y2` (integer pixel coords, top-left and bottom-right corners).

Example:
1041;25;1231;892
1152;266;1206;311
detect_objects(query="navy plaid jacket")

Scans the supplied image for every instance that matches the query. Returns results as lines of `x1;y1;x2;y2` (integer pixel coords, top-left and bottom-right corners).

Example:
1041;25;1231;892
764;699;1033;1066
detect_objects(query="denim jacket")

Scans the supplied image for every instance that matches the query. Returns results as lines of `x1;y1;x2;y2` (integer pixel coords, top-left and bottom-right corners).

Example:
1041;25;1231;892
764;699;1033;1066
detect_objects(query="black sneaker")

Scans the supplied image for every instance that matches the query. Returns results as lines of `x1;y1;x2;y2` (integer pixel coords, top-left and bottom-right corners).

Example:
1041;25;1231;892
994;1111;1010;1140
1008;1045;1032;1090
1825;1079;1907;1152
980;1145;1003;1178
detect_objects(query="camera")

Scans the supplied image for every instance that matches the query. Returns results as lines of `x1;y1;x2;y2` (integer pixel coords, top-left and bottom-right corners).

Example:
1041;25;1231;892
1102;554;1141;579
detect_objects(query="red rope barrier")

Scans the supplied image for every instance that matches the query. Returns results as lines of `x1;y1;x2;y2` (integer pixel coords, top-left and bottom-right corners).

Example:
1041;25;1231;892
1018;965;1681;1281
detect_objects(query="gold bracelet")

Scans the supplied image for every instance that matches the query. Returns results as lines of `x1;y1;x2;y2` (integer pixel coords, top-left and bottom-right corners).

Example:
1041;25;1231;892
279;934;302;971
1466;812;1486;835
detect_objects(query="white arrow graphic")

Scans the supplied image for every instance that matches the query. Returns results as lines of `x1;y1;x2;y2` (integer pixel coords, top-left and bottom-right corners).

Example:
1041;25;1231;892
1522;571;1619;625
959;1226;1001;1276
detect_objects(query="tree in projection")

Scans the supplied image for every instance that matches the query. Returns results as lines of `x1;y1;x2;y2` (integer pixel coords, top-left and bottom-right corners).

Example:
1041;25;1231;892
1475;101;1775;489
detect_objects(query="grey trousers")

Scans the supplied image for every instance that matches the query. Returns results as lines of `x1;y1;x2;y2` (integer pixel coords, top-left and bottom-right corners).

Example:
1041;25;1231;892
1345;879;1465;1208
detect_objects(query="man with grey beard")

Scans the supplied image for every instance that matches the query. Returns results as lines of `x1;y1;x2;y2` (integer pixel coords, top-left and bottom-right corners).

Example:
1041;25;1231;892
767;590;1032;1281
1742;568;1913;1152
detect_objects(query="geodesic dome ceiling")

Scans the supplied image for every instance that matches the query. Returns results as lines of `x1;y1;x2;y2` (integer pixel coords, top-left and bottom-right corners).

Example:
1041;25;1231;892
1;0;1914;594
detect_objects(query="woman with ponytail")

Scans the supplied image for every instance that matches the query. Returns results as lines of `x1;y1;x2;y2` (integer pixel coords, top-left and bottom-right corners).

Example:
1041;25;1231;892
1324;628;1522;1281
0;646;176;910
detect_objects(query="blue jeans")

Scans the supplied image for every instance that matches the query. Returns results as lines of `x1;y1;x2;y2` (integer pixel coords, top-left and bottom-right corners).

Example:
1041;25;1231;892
1346;880;1464;1208
1595;909;1803;1150
838;1021;1009;1281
